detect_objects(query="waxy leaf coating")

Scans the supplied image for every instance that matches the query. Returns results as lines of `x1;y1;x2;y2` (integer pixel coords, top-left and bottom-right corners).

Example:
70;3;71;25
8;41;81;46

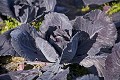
10;24;47;61
0;29;19;56
72;10;117;56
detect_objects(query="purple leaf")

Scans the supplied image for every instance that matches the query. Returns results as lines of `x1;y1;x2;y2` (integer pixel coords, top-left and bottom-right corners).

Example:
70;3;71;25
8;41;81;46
0;69;39;80
83;0;114;5
80;55;107;77
60;32;84;63
35;37;59;62
0;29;19;56
0;74;12;80
111;12;120;28
40;12;72;35
55;0;85;19
36;61;61;80
0;0;56;23
104;42;120;80
71;32;98;63
76;74;99;80
39;12;73;55
72;10;117;56
10;24;47;61
51;68;69;80
0;0;15;18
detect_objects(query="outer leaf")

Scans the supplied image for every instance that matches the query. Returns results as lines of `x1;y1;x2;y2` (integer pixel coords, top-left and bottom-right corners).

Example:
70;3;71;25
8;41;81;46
76;74;99;80
80;55;107;77
14;0;42;23
0;0;56;23
116;28;120;43
51;68;69;80
72;10;117;56
14;0;56;23
71;32;98;63
104;42;120;80
25;0;56;12
0;16;3;22
83;0;114;5
36;61;61;80
16;23;38;39
10;24;47;61
111;12;120;28
0;69;39;80
0;29;19;56
0;0;15;18
35;37;59;62
0;74;12;80
43;0;56;12
10;69;39;80
40;12;72;35
55;0;85;19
